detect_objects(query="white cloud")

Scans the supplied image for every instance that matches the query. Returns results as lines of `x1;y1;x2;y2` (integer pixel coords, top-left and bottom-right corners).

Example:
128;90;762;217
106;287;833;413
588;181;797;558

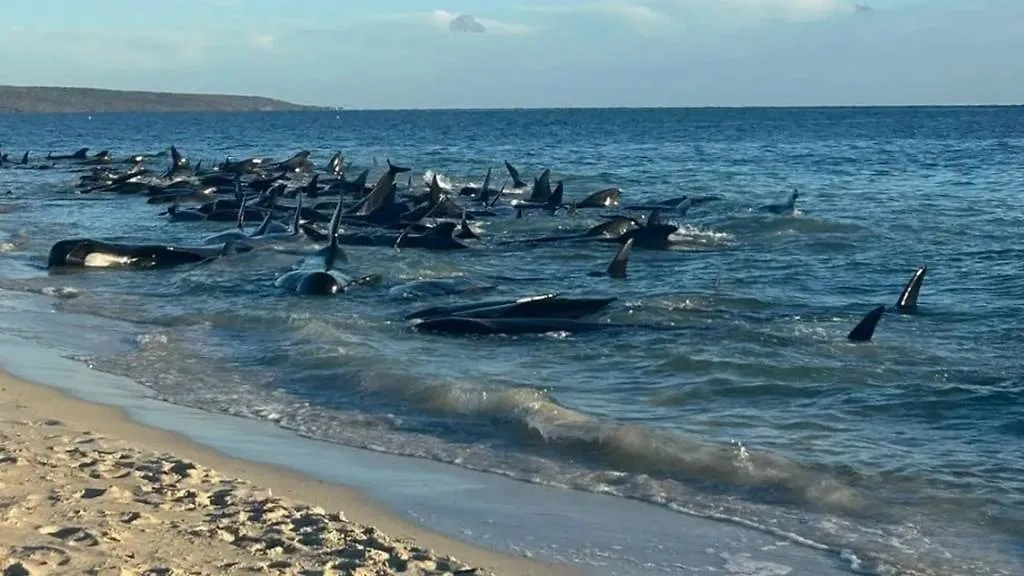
251;34;276;50
668;0;846;22
514;1;674;32
429;10;534;35
591;1;674;26
516;0;847;30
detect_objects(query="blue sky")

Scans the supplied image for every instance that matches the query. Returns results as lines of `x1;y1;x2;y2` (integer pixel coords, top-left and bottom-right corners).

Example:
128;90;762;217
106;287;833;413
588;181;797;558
1;0;1021;109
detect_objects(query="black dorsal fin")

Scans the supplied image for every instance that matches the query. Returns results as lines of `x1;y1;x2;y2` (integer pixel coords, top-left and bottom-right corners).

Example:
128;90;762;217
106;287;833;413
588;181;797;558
896;266;927;314
547;180;564;208
252;187;278;237
607;238;634;279
505;160;526;188
480;166;492;199
488;182;506;208
236;194;248;231
323;194;347;271
304;173;319;198
292;191;303;235
848;306;885;342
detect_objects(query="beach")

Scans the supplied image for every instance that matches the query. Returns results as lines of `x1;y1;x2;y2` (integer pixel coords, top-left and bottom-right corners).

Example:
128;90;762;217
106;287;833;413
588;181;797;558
0;107;1020;576
0;368;573;576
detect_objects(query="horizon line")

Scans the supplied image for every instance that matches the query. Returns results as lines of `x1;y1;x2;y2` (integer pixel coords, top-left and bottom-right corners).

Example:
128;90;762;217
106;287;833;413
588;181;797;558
3;103;1024;116
2;83;1022;112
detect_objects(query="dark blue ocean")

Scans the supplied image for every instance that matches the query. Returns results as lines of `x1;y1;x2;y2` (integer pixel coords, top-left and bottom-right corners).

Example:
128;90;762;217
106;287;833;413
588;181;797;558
1;107;1022;575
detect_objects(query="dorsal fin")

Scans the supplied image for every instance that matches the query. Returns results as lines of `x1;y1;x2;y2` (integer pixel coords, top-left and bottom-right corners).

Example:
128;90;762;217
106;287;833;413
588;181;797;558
847;306;885;342
530;169;551;202
323;195;347;271
547;180;564;209
72;147;89;159
607;238;634;279
20;150;29;165
292;191;303;235
505;160;526;188
170;145;184;167
458;210;480;240
481;167;492;199
304;173;319;198
896;266;927;314
488;182;506;208
328;193;345;240
252;187;278;237
429;174;444;203
236;194;248;230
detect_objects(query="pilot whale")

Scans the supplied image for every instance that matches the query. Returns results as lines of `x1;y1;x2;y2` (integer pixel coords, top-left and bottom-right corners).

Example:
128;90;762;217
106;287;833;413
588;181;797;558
47;239;252;270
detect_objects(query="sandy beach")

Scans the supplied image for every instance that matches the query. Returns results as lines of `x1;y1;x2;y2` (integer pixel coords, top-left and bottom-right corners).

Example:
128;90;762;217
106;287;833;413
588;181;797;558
0;369;576;576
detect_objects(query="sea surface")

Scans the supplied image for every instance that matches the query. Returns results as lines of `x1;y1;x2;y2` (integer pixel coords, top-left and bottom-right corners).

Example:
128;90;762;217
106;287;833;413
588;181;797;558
0;107;1022;576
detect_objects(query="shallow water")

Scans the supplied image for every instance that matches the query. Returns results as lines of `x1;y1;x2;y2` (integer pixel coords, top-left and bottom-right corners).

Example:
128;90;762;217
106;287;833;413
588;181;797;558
1;107;1022;575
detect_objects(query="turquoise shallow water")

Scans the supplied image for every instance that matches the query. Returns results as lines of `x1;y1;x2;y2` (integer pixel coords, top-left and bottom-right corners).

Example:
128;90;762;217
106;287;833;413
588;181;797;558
0;107;1022;575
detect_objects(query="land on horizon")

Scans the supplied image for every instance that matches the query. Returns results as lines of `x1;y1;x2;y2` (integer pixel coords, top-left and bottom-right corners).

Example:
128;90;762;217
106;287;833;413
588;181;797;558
0;85;1019;115
0;85;328;114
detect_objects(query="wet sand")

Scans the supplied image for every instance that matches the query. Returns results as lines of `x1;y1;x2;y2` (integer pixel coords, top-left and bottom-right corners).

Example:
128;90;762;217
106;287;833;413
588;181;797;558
0;369;577;575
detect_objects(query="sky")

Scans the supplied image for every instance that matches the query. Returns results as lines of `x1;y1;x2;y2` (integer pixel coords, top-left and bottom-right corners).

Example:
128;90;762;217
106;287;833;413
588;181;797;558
1;0;1022;109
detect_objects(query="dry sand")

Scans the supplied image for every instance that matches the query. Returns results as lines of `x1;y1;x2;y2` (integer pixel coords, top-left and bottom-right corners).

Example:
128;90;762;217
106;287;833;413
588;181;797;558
0;370;578;576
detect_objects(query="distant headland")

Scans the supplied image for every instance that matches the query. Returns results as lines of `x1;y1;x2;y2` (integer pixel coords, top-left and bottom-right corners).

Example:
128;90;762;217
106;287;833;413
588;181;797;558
0;85;330;114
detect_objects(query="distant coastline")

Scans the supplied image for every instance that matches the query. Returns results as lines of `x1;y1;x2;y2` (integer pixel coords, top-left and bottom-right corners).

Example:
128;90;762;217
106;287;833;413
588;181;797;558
0;85;330;114
0;85;1017;114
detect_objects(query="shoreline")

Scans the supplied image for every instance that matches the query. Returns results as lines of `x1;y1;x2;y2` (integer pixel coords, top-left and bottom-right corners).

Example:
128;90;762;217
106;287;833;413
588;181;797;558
0;324;861;576
0;365;574;575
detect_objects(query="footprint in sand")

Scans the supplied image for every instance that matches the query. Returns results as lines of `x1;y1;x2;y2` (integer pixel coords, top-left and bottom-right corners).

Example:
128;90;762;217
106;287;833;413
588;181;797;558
37;526;100;547
2;543;72;571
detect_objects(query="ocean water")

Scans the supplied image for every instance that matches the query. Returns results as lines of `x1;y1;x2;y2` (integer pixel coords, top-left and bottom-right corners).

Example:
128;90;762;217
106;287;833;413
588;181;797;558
0;107;1022;576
